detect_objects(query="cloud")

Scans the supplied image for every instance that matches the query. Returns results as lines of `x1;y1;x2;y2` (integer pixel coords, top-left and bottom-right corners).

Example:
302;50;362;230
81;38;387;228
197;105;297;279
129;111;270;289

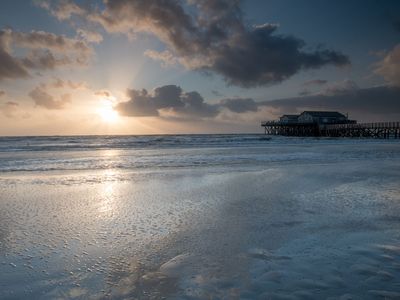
0;100;30;119
298;79;355;98
21;49;73;70
0;101;19;118
115;85;218;118
114;84;263;120
0;28;93;81
212;90;223;97
27;77;86;109
41;0;349;87
115;83;400;122
115;89;159;117
76;28;103;43
35;0;85;21
298;89;311;96
29;86;71;109
375;44;400;86
175;91;219;118
144;50;178;66
321;79;358;96
49;77;88;89
259;85;400;121
2;29;92;54
303;79;327;86
94;89;113;98
0;90;5;97
0;45;29;80
219;98;258;113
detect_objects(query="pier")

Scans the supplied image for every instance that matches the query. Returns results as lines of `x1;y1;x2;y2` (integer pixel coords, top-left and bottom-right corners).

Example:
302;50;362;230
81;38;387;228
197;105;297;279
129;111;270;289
261;121;400;138
261;111;400;138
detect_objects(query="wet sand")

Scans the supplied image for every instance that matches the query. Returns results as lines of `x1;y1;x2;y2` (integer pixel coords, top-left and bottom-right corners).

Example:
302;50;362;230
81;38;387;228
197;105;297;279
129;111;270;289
1;141;400;299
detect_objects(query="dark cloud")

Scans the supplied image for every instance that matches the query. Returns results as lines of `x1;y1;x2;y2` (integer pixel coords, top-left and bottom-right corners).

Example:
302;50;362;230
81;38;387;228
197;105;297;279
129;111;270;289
29;86;71;109
176;91;219;118
259;85;400;121
219;98;258;113
116;89;159;117
0;28;93;81
303;79;327;86
152;85;184;109
116;84;261;119
0;46;29;80
41;0;349;87
115;85;218;118
205;24;349;87
21;50;73;70
116;83;400;122
0;90;5;97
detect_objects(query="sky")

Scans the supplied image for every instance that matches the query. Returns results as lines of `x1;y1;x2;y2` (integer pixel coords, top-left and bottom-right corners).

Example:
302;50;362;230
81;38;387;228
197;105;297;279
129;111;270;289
0;0;399;135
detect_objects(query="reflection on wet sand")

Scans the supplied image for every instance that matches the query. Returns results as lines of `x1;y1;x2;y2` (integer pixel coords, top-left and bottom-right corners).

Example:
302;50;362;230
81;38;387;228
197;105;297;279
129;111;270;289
1;142;400;299
97;170;119;217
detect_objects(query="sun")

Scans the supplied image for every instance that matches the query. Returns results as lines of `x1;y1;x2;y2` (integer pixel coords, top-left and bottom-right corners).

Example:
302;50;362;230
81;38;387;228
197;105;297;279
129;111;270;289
97;101;119;123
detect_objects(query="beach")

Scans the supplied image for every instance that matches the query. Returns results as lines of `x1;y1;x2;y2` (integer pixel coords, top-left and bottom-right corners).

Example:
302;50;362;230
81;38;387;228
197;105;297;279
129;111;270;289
1;135;400;299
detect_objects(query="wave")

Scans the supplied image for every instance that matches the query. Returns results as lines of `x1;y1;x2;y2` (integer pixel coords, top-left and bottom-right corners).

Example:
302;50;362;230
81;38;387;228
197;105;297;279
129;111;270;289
0;134;274;152
0;135;398;173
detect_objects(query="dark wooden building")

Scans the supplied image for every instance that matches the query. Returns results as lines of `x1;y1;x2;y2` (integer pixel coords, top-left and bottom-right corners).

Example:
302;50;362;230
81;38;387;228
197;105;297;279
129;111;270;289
261;111;399;138
297;111;350;124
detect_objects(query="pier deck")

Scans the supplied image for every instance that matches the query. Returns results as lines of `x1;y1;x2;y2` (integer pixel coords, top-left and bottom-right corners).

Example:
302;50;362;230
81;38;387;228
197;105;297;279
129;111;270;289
261;121;400;138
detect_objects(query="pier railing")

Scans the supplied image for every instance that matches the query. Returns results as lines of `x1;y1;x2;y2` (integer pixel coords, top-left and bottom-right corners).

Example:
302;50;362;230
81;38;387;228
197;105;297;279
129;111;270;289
324;122;400;130
261;121;400;138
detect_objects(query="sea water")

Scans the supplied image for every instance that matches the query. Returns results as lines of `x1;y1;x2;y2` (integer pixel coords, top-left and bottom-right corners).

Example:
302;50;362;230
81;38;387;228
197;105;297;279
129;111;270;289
1;135;400;299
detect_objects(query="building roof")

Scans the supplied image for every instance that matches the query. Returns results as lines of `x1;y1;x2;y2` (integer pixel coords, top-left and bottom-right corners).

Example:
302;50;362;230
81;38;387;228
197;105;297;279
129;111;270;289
300;111;346;118
281;114;299;118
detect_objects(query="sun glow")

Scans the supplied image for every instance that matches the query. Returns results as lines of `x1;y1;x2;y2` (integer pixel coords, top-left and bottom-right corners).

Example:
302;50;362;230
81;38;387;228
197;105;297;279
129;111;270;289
97;100;119;123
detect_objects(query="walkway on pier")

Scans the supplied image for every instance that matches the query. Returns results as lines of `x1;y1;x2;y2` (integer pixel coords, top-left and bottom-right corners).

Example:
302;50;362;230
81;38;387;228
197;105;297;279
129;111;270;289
261;121;400;138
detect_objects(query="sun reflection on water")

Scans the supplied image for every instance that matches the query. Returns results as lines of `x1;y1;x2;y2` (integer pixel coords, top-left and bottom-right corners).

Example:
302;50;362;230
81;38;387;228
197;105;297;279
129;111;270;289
97;169;119;218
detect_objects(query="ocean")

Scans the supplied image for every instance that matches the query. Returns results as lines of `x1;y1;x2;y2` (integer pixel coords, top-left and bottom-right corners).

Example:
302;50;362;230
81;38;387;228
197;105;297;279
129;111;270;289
1;135;400;299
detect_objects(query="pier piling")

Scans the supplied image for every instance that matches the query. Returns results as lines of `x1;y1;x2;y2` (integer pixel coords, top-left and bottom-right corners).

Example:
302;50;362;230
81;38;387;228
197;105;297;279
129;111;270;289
261;121;400;138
